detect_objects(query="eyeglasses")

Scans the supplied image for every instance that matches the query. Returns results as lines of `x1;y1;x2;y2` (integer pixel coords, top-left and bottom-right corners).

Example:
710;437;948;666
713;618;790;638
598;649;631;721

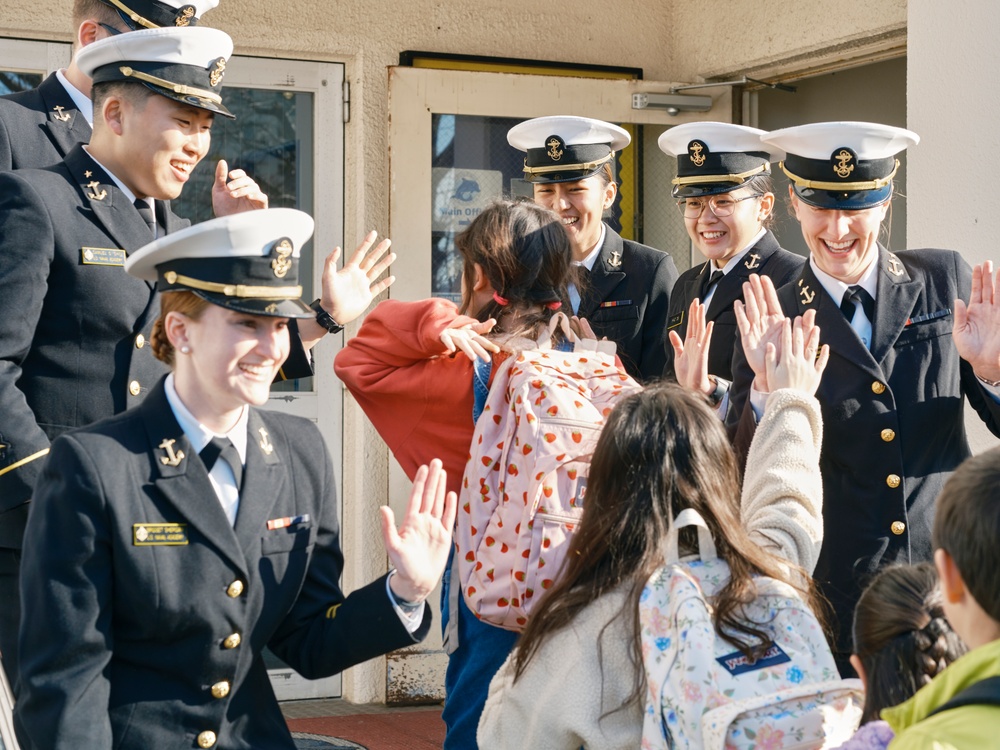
677;194;758;218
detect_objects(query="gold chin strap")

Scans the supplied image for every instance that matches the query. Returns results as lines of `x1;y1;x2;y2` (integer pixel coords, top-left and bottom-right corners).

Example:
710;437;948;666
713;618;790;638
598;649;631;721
780;160;899;192
163;271;302;299
671;163;768;187
522;152;614;176
119;66;222;105
104;0;158;29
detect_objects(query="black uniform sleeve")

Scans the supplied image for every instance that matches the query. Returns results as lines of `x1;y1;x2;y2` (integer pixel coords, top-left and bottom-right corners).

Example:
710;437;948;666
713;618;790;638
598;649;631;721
0;112;13;172
0;172;58;510
16;436;115;749
275;319;315;382
725;323;760;472
267;429;429;677
638;250;679;382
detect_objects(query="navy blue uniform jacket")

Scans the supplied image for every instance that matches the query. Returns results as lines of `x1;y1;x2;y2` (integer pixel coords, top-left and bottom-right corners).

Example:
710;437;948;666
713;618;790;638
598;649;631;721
579;226;678;383
727;247;1000;652
15;379;430;749
663;230;803;382
0;72;92;171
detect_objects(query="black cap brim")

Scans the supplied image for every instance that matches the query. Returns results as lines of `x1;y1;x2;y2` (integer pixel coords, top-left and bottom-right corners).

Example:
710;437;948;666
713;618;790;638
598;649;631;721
138;82;234;119
191;291;313;318
792;182;892;210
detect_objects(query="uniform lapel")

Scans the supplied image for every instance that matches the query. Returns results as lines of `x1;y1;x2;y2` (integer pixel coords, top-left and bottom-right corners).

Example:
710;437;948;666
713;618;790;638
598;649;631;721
706;231;780;320
140;381;247;573
233;410;286;557
578;226;627;319
791;263;883;380
64;145;159;271
38;74;92;160
871;248;923;367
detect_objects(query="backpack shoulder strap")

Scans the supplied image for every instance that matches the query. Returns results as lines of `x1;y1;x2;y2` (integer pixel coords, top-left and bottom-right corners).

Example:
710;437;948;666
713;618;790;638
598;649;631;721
927;676;1000;718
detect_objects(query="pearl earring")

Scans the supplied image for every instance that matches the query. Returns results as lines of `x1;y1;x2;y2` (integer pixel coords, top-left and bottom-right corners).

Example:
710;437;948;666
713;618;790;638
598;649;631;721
180;345;191;354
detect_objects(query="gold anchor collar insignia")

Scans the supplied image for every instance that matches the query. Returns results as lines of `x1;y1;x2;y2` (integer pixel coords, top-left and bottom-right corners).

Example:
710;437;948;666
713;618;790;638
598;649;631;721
158;438;185;466
608;250;622;269
887;253;904;277
688;140;707;168
832;148;856;179
744;253;761;270
86;180;107;201
798;279;816;305
270;238;294;278
52;105;71;122
545;135;565;162
259;427;274;455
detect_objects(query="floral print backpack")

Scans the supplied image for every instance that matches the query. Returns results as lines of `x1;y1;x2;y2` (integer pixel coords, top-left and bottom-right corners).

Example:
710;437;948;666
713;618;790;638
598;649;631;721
639;509;864;750
455;313;641;631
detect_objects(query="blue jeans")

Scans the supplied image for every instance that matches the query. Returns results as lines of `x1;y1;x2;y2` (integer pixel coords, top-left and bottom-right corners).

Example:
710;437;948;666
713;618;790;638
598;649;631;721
440;560;519;749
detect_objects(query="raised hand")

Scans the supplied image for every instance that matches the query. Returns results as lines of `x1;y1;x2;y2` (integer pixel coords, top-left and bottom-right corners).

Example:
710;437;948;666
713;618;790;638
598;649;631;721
954;261;1000;383
382;459;458;604
668;298;715;396
440;319;499;362
764;312;829;396
211;159;268;216
318;231;396;326
735;273;786;393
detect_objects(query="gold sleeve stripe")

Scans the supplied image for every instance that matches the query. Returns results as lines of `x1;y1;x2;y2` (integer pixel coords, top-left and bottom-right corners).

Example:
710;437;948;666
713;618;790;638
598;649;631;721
0;448;50;478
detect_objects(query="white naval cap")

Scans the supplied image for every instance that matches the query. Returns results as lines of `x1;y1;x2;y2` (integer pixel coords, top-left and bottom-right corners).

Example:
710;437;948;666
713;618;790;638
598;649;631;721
77;26;235;119
658;122;783;198
761;121;920;209
98;0;220;30
507;115;631;184
126;208;315;318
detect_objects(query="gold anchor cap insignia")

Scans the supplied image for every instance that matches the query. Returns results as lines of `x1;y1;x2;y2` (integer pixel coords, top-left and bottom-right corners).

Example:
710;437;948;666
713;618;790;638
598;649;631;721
175;5;195;25
86;180;107;201
258;427;274;455
832;148;856;179
158;438;186;466
52;105;71;122
545;135;565;162
209;57;227;88
744;253;761;270
270;238;294;278
688;140;708;167
608;250;622;268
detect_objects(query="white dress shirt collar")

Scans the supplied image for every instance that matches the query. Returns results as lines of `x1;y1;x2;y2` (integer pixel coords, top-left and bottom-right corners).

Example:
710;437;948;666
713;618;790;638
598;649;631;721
55;69;94;127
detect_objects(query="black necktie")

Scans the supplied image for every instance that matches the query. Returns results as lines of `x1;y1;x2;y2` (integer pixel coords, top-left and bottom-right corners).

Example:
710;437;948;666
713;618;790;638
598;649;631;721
134;198;156;238
200;437;243;493
840;285;875;324
699;269;724;301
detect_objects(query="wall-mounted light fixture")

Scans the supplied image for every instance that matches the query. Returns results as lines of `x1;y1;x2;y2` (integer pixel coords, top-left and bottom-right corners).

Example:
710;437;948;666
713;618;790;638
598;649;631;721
633;76;795;116
631;92;712;116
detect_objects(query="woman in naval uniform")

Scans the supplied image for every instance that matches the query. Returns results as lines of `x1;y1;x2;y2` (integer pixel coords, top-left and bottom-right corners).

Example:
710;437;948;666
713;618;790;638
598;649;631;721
15;209;455;750
727;121;1000;674
508;115;678;382
658;122;803;403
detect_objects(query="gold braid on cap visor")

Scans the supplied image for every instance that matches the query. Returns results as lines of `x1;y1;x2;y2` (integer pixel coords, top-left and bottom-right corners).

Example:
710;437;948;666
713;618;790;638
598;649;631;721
671;163;769;187
119;66;223;104
163;271;302;299
104;0;159;29
780;159;899;191
522;152;614;176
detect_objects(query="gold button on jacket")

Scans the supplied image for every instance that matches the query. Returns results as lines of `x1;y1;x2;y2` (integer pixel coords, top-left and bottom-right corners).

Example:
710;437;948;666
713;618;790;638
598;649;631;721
886;474;901;488
134;333;145;349
881;429;896;442
210;681;230;699
223;633;241;649
128;380;141;396
197;730;217;748
891;521;906;535
871;381;886;394
226;580;244;598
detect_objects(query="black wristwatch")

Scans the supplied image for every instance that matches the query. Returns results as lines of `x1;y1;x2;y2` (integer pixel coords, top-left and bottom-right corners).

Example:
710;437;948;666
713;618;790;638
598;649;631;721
707;376;730;407
310;298;344;334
